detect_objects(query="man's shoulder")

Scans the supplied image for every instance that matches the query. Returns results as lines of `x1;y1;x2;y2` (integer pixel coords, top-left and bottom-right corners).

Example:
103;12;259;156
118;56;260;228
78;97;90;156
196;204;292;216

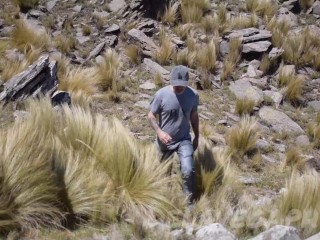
186;86;199;97
155;85;171;95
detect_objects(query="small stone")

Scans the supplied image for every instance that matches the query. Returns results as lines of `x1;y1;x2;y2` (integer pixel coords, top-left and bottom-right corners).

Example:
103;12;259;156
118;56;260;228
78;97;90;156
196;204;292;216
295;135;310;146
139;81;156;90
105;24;120;34
72;5;82;13
134;100;150;109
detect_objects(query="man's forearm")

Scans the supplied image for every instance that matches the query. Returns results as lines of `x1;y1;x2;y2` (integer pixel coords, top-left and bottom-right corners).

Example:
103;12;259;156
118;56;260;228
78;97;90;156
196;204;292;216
191;112;199;138
148;112;161;134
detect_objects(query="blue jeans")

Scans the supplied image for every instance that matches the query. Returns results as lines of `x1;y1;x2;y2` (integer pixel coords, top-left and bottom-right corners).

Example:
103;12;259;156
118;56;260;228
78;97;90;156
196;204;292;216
158;140;195;203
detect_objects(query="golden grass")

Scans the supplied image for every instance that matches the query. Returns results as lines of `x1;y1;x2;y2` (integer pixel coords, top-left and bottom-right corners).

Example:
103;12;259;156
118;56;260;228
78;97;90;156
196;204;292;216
230;14;258;30
0;59;29;82
153;73;163;88
94;49;121;91
180;0;210;23
307;114;320;148
54;35;77;54
235;98;255;116
278;67;294;87
152;33;174;65
173;24;192;41
174;48;197;69
12;19;51;51
201;15;218;34
221;38;242;82
299;0;315;11
82;25;92;36
259;54;271;74
124;45;140;65
58;67;99;104
227;116;259;158
283;147;306;172
284;75;304;105
267;17;291;48
221;59;236;82
161;2;178;26
246;0;277;19
196;39;217;72
276;170;320;237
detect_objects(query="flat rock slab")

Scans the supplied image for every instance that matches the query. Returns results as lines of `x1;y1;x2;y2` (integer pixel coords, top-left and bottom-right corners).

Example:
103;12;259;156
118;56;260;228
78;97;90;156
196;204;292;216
249;225;301;240
243;41;272;53
226;28;272;43
229;78;264;104
259;106;304;134
128;28;158;57
108;0;126;12
309;101;320;111
263;90;283;108
195;223;236;240
139;81;156;90
134;100;150;109
105;24;120;34
143;58;170;81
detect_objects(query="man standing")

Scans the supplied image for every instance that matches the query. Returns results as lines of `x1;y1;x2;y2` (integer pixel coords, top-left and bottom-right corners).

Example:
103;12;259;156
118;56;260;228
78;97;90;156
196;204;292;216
148;65;199;203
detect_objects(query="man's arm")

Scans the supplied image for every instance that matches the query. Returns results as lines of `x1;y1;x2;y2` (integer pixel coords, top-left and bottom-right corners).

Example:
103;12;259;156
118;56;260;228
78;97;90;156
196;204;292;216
147;111;172;144
190;110;199;150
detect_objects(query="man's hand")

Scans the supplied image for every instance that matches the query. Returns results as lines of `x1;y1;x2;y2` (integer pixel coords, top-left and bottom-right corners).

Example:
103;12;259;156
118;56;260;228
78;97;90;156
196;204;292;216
193;137;199;151
157;129;172;144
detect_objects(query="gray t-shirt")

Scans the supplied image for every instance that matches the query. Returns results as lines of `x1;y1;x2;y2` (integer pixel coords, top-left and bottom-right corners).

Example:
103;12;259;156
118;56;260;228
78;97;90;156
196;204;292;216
149;86;199;150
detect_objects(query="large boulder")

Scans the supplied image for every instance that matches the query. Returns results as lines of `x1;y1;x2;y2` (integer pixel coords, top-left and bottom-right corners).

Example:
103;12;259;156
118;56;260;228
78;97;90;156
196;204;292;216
195;223;236;240
128;29;159;57
229;78;264;104
143;58;170;81
259;107;304;134
249;225;301;240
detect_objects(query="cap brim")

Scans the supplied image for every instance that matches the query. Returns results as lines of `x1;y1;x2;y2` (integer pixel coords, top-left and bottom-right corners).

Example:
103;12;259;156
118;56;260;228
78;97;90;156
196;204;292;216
171;80;188;87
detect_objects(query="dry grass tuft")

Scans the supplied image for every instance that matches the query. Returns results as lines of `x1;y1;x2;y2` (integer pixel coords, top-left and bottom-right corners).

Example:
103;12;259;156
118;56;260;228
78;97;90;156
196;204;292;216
221;38;242;82
196;39;218;72
235;98;255;116
82;25;92;36
230;14;258;30
259;54;271;74
12;19;51;51
283;147;306;172
124;45;140;65
284;75;304;105
180;0;210;23
299;0;315;11
201;15;218;34
13;0;39;10
54;35;77;54
276;170;320;237
94;49;121;91
152;32;174;65
162;2;178;26
246;0;277;19
227;116;259;158
0;59;29;82
307;114;320;148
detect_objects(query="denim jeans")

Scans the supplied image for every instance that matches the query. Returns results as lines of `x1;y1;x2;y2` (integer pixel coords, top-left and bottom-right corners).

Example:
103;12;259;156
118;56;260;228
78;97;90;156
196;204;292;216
158;140;195;203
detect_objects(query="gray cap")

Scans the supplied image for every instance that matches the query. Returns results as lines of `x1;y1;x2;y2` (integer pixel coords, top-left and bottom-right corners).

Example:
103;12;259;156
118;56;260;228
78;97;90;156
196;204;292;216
170;65;189;87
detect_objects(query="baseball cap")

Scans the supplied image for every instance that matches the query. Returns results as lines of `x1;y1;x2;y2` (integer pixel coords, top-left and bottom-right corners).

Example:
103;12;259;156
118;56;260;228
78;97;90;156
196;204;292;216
170;65;189;87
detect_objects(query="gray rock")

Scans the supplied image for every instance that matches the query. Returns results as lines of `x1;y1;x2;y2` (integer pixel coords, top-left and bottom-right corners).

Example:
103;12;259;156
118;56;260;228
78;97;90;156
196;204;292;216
280;65;296;75
262;154;277;164
295;135;310;146
51;91;71;106
248;77;269;90
239;176;260;184
274;143;286;153
309;101;320;111
195;223;236;240
246;64;263;78
269;48;284;60
46;0;57;12
278;7;299;26
258;106;304;134
0;56;58;101
76;36;90;44
105;24;120;34
93;10;109;19
72;5;82;13
86;41;106;61
134;100;150;109
143;58;170;81
220;40;229;57
282;0;301;13
226;28;272;43
248;225;301;240
263;90;283;108
29;10;45;18
243;41;272;54
256;139;271;152
105;35;118;47
139;81;156;90
13;110;29;122
128;29;159;57
229;78;264;104
108;0;126;12
306;232;320;240
171;229;184;238
311;0;320;15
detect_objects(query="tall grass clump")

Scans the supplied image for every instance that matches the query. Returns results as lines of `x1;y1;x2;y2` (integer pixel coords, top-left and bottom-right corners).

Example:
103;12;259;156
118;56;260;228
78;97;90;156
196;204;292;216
235;97;255;116
307;114;320;148
124;45;140;65
282;27;320;67
275;170;320;237
94;49;121;91
196;38;218;73
54;35;77;54
162;2;178;26
299;0;315;11
246;0;278;19
227;116;259;158
283;147;306;172
180;0;210;23
193;142;242;225
0;99;62;234
152;32;174;65
284;74;304;105
12;19;51;51
267;17;291;48
221;38;242;82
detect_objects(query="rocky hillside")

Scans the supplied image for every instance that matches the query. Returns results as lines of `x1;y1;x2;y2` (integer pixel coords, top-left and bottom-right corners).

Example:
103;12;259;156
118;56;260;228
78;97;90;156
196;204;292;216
1;0;320;239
